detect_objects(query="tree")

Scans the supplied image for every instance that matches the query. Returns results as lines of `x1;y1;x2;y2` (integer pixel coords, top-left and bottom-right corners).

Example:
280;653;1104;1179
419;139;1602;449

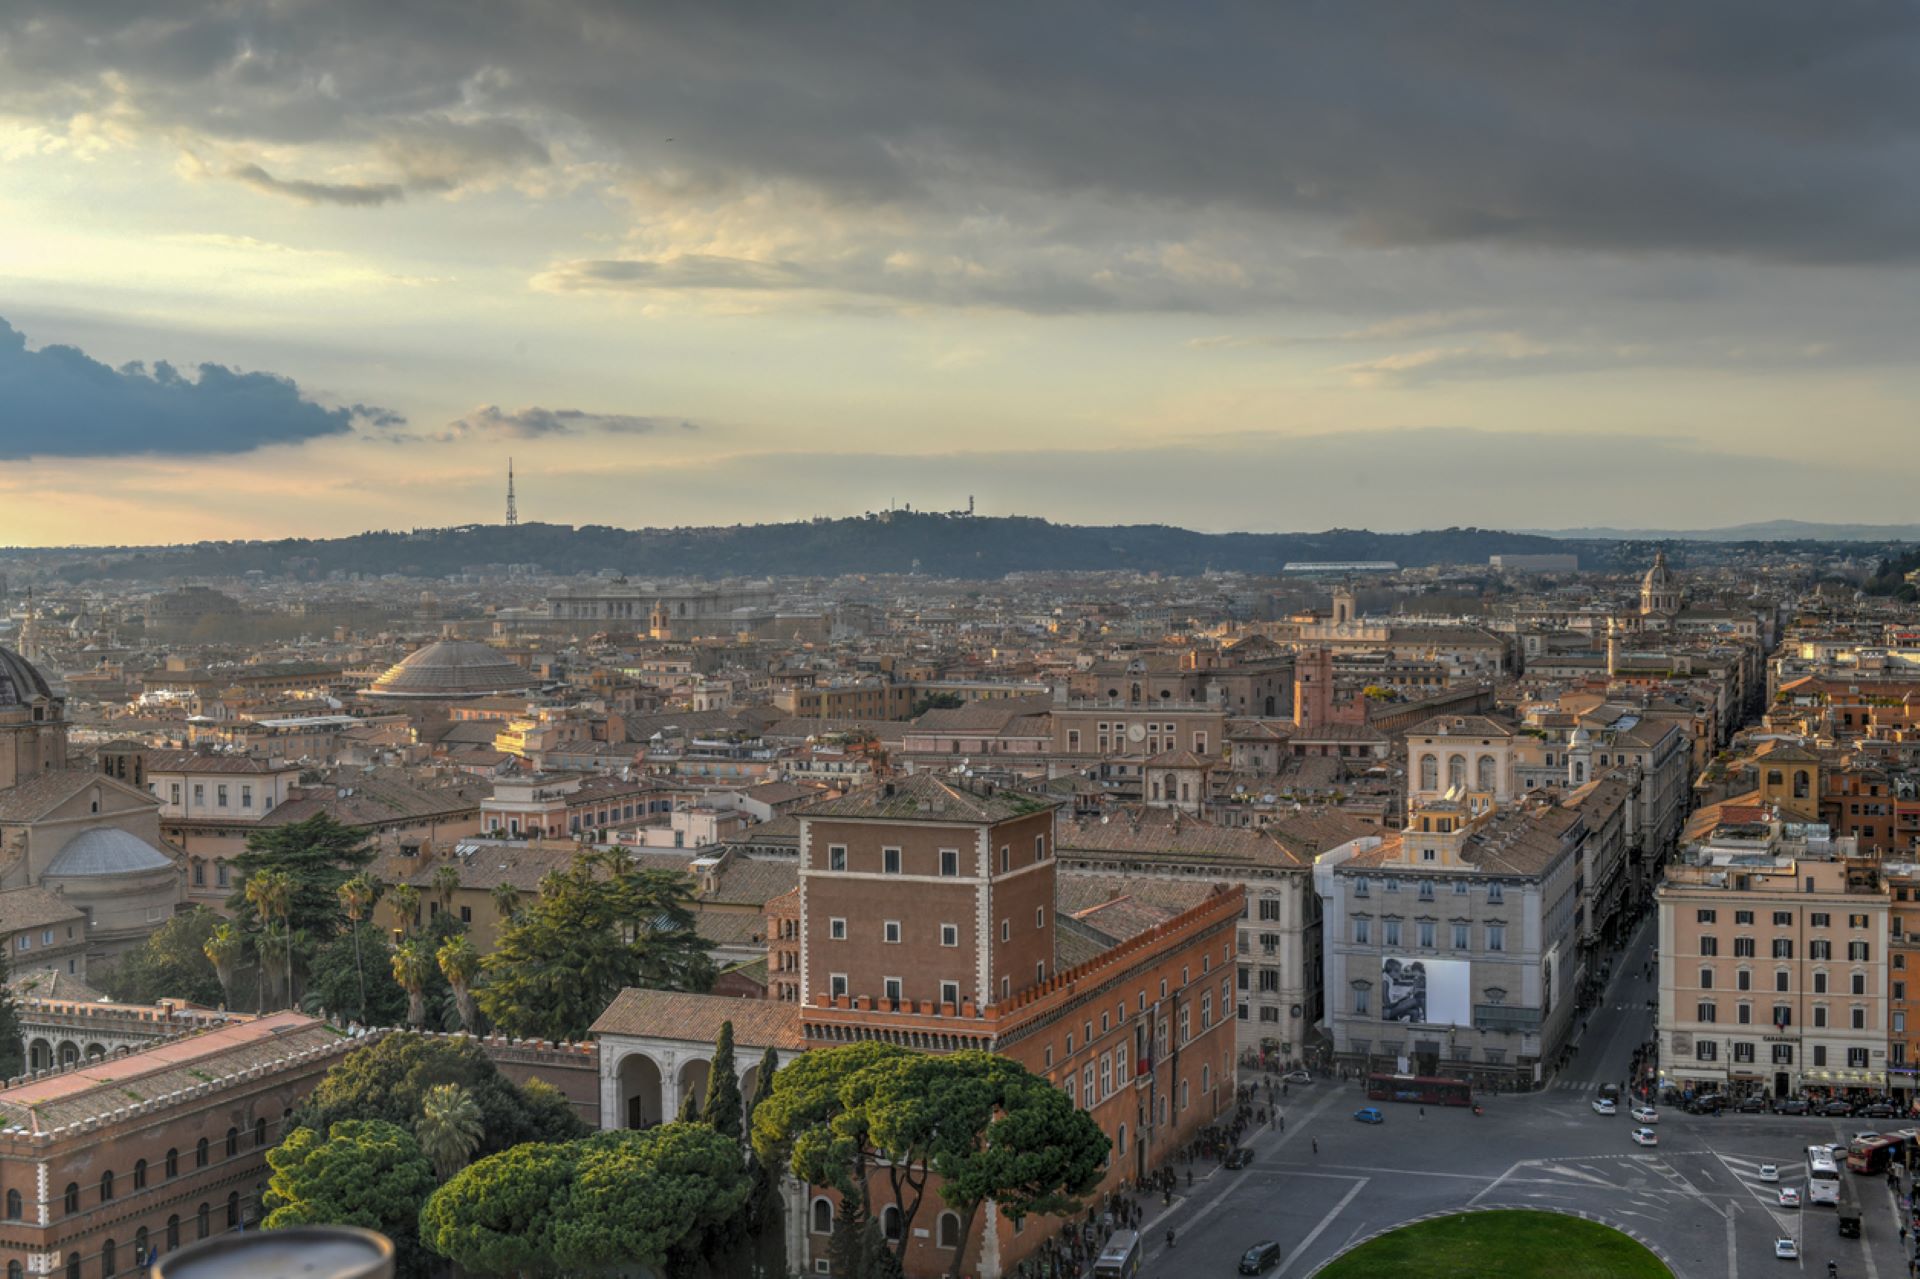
203;922;244;1010
244;868;294;1009
436;934;482;1033
230;814;373;1004
490;881;521;922
263;1119;437;1279
388;884;421;939
679;1084;702;1123
391;940;433;1029
338;873;378;1023
97;907;227;1007
432;864;462;917
304;922;408;1027
555;1125;752;1273
702;1021;743;1141
750;1042;908;1245
415;1083;484;1181
477;853;714;1042
293;1032;586;1158
0;949;22;1080
257;919;294;1013
419;1140;579;1277
747;1044;778;1124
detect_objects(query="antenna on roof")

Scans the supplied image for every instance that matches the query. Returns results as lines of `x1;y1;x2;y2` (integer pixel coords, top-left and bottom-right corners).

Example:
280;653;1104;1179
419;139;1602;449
505;458;518;527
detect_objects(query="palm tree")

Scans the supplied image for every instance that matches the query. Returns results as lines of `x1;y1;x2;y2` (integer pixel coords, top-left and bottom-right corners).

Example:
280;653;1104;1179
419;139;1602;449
415;1083;484;1180
338;873;378;1024
388;884;421;939
490;881;521;923
243;869;294;1007
432;864;462;919
391;939;432;1028
436;934;482;1033
258;921;292;1012
203;923;242;1010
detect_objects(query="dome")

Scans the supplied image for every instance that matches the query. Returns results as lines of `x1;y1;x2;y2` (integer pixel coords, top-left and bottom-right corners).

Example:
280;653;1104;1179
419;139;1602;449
44;828;175;877
366;639;531;699
0;645;53;709
1641;549;1672;592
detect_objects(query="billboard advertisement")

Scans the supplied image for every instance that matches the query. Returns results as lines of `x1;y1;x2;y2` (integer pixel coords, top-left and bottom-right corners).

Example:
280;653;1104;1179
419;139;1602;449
1381;957;1470;1026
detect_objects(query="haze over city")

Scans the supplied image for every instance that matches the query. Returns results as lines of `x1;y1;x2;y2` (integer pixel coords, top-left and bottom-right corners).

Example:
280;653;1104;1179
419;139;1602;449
6;3;1920;544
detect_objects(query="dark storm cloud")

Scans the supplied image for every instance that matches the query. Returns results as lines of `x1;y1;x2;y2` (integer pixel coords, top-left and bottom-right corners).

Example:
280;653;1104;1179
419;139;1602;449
438;406;699;441
0;317;396;458
230;162;404;206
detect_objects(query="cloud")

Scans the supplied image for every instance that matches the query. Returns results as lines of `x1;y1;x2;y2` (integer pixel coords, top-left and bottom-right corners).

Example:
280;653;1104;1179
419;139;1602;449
229;162;404;207
437;405;698;441
0;316;399;458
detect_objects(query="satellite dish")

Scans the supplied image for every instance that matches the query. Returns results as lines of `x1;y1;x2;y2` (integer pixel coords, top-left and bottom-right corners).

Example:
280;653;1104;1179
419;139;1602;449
1262;793;1277;804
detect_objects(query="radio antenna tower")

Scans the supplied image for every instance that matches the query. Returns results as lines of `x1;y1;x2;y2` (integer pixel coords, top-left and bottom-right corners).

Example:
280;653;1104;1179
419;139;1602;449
505;458;518;526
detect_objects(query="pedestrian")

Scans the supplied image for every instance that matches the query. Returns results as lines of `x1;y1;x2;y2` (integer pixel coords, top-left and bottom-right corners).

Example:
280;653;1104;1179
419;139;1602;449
1419;1106;1426;1119
1312;1137;1319;1155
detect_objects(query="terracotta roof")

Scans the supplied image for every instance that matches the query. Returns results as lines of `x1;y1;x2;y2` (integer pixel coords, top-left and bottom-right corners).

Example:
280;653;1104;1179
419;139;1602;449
0;887;84;935
1058;810;1306;869
0;771;132;824
910;698;1053;734
705;858;797;906
1054;873;1221;927
695;910;767;948
589;988;804;1049
798;773;1056;824
742;782;816;806
1144;749;1214;769
1405;715;1516;740
143;751;296;776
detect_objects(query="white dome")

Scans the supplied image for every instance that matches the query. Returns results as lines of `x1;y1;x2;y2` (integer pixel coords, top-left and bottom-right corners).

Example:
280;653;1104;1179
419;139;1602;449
45;828;175;877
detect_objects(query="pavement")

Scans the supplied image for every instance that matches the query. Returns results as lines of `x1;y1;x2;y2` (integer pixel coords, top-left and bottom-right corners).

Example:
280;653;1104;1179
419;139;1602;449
1143;911;1919;1278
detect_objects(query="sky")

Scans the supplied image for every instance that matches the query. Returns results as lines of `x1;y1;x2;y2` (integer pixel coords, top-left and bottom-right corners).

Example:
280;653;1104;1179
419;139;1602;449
2;2;1917;546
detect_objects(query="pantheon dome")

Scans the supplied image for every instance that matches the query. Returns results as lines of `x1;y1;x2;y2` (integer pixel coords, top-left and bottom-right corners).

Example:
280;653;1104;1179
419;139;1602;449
365;640;531;699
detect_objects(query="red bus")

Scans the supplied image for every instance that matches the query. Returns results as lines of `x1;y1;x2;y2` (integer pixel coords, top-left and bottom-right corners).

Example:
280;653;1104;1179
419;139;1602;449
1847;1134;1907;1175
1366;1074;1472;1107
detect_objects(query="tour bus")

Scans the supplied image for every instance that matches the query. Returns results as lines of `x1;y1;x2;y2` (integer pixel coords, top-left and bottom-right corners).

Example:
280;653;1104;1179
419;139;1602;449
1365;1074;1473;1107
1835;1173;1861;1238
1093;1230;1142;1279
1846;1133;1906;1175
1806;1145;1842;1206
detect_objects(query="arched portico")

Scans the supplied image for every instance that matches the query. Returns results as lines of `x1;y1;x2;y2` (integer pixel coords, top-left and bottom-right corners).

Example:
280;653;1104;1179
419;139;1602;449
614;1051;665;1129
28;1039;50;1071
677;1059;711;1113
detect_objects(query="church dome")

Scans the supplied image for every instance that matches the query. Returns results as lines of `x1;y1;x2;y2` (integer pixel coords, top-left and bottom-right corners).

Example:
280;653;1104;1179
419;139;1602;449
0;645;53;708
365;639;531;699
1641;550;1673;593
44;828;175;877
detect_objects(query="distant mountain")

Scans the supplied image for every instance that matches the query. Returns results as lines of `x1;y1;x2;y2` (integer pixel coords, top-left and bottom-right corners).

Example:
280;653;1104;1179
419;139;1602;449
2;515;1604;582
1525;520;1920;543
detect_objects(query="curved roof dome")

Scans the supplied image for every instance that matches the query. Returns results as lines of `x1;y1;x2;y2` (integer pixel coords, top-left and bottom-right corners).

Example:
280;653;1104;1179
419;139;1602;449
1641;549;1673;591
45;828;175;877
366;640;530;699
0;645;53;709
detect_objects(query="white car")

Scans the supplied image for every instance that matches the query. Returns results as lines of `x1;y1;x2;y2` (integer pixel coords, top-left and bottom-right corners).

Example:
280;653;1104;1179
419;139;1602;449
1592;1098;1618;1116
1282;1070;1312;1085
1757;1164;1779;1183
1852;1131;1880;1143
1631;1127;1658;1146
1775;1236;1798;1260
1631;1104;1658;1124
1778;1187;1800;1207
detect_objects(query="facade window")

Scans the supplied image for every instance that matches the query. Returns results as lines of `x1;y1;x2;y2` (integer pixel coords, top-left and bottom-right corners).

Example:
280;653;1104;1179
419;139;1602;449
165;1148;179;1179
1000;847;1011;874
1772;939;1792;959
1036;908;1046;929
1696;1040;1717;1061
1853;1006;1867;1030
940;981;959;1005
940;850;960;876
1696;909;1717;924
1850;942;1871;961
829;974;847;998
1417;881;1435;901
134;1158;148;1189
1772;911;1792;926
226;1127;239;1157
1699;968;1713;990
1737;969;1751;991
827;846;847;871
883;977;902;1001
1354;919;1370;945
63;1184;77;1216
812;1199;833;1234
940;924;958;947
1384;921;1401;947
1849;1047;1870;1069
1488;883;1504;904
829;918;846;940
1810;941;1831;960
882;848;902;875
1776;970;1790;992
1814;1005;1828;1028
1699;937;1718;955
1813;1045;1828;1067
1696;1001;1716;1023
1772;1005;1792;1028
1734;1041;1754;1063
100;1171;114;1202
1487;925;1505;952
1452;924;1469;949
1418;922;1436;948
938;1212;962;1249
1852;973;1866;996
1354;877;1370;898
1735;910;1754;925
883;921;901;944
1354;989;1369;1015
1259;899;1281;921
1814;971;1827;994
1733;937;1755;957
4;1190;19;1221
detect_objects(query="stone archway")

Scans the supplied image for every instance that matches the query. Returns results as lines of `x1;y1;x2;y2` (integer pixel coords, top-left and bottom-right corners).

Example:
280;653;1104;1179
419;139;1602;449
85;1044;105;1060
616;1052;664;1130
677;1059;710;1114
739;1062;761;1106
28;1040;51;1072
57;1041;78;1067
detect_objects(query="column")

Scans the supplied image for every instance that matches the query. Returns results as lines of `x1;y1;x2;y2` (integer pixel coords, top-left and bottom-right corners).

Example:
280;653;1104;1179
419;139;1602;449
599;1056;622;1131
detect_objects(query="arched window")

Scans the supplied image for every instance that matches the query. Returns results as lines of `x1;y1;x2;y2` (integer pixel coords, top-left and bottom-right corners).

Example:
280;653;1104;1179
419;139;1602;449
9;1260;22;1279
812;1197;833;1235
197;1202;211;1239
134;1228;149;1266
1418;755;1438;791
1477;755;1496;792
99;1170;114;1202
1447;754;1466;790
227;1191;241;1228
1794;770;1810;799
64;1254;78;1279
134;1158;147;1189
226;1126;239;1158
167;1215;181;1250
1117;1123;1128;1157
255;1117;268;1148
62;1183;77;1215
166;1147;179;1178
882;1205;902;1242
4;1189;19;1220
938;1211;962;1249
101;1239;116;1278
197;1137;209;1168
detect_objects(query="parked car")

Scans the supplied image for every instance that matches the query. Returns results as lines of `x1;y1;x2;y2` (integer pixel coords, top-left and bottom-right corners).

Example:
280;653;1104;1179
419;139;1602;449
1757;1164;1779;1183
1860;1102;1897;1118
1224;1147;1254;1169
1817;1100;1854;1117
1282;1070;1312;1085
1774;1236;1798;1260
1592;1098;1618;1116
1685;1095;1724;1114
1774;1099;1811;1116
1778;1187;1800;1207
1631;1105;1658;1124
1353;1107;1385;1125
1239;1241;1283;1275
1631;1127;1659;1146
1737;1095;1769;1114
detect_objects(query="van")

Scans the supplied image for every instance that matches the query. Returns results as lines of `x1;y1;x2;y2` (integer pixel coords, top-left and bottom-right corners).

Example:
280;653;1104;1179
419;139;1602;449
1239;1241;1284;1274
1093;1230;1141;1279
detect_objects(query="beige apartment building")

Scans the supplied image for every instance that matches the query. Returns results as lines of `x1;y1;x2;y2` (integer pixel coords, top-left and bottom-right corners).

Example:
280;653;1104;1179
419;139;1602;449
1657;821;1888;1101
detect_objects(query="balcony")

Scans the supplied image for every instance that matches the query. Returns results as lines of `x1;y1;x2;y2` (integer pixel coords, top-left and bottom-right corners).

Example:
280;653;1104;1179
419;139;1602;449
1474;1005;1542;1032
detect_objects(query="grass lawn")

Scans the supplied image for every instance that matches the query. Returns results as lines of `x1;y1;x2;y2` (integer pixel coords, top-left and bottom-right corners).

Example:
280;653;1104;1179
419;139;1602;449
1316;1209;1672;1279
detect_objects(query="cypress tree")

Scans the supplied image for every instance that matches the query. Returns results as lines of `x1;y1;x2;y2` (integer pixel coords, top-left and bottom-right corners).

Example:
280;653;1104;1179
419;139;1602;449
702;1021;744;1140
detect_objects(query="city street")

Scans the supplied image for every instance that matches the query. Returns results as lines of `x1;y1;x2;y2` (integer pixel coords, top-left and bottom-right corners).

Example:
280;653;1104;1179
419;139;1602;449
1143;916;1913;1278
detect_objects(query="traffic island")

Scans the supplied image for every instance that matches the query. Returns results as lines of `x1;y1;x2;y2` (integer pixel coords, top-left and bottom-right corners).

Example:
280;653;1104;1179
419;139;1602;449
1313;1208;1674;1279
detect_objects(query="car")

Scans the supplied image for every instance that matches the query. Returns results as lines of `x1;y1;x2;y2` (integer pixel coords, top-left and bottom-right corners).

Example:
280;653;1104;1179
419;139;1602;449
1758;1164;1779;1183
1774;1099;1811;1116
1224;1147;1254;1169
1631;1105;1659;1124
1860;1102;1898;1119
1239;1241;1283;1275
1685;1095;1725;1114
1851;1131;1881;1143
1774;1236;1799;1260
1778;1187;1800;1207
1592;1099;1618;1116
1818;1100;1854;1118
1631;1127;1658;1146
1282;1070;1312;1085
1738;1095;1769;1114
1353;1107;1385;1124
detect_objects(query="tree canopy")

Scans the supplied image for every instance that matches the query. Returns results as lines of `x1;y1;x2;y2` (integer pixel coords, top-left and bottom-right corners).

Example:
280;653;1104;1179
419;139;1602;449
477;851;714;1042
96;906;228;1007
263;1119;437;1278
0;949;22;1081
292;1032;586;1159
417;1139;578;1277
